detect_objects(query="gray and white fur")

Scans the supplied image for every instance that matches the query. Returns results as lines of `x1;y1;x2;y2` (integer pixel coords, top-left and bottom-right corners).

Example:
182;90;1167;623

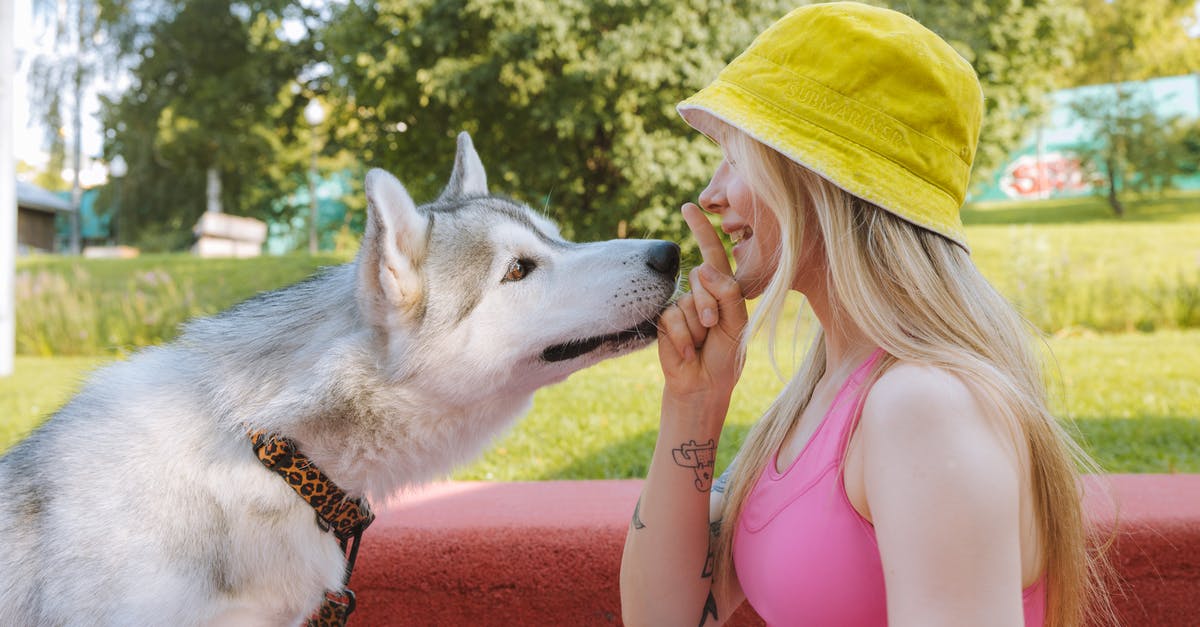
0;132;679;626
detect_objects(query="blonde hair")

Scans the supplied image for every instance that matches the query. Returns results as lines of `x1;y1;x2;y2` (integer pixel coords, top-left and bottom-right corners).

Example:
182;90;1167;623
711;129;1114;626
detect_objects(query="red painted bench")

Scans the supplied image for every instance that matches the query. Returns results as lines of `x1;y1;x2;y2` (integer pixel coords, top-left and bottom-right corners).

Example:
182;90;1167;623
350;475;1200;626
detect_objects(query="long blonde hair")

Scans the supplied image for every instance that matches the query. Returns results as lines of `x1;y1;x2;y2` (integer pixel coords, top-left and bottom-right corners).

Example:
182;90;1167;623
711;129;1114;626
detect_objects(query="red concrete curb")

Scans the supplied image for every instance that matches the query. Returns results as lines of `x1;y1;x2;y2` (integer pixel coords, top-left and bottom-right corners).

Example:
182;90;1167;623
1086;475;1200;625
349;475;1200;626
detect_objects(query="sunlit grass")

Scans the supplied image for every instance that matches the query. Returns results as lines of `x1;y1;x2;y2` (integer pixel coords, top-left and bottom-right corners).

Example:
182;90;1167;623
5;194;1198;476
5;320;1196;476
452;326;1200;480
15;253;349;356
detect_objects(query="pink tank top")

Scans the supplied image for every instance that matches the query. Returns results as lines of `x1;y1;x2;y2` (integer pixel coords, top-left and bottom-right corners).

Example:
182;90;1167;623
733;349;1047;626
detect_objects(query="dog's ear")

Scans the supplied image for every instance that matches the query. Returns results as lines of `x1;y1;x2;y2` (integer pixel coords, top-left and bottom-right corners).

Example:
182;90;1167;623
437;131;488;200
359;168;428;314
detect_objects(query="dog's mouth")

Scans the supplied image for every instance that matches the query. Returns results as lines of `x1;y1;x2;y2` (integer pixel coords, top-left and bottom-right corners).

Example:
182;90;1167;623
540;317;660;363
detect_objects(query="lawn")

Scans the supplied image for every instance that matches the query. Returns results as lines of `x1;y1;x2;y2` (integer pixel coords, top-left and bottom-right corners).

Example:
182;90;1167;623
14;194;1200;357
0;356;107;448
964;192;1200;333
15;253;348;355
6;329;1197;477
961;190;1200;226
4;192;1198;477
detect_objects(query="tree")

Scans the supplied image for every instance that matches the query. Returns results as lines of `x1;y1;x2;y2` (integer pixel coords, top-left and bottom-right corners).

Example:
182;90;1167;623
1067;0;1200;87
1069;86;1187;216
25;0;106;253
321;0;788;243
1178;120;1200;178
321;1;1096;241
894;0;1090;190
98;0;320;249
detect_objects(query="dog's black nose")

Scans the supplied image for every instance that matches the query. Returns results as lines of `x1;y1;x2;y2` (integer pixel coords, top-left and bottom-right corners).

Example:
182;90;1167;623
646;241;681;278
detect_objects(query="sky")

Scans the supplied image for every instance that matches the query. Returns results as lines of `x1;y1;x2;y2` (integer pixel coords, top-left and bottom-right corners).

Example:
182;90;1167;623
12;0;110;187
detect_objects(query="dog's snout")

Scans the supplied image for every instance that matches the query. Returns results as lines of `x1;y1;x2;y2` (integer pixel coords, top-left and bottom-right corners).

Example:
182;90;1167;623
646;241;681;278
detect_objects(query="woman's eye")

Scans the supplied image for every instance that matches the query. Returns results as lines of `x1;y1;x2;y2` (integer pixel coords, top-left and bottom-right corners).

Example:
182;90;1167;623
502;258;535;282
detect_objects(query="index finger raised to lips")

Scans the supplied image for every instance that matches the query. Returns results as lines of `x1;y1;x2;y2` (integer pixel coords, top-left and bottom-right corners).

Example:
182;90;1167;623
682;203;733;276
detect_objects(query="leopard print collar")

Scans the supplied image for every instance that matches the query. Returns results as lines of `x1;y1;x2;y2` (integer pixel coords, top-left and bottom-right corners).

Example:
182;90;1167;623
248;430;375;627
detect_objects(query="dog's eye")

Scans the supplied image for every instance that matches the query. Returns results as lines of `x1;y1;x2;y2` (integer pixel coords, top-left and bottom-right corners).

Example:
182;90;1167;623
502;258;535;283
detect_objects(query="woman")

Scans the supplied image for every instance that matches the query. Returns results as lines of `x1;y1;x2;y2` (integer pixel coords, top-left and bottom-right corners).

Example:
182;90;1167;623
619;3;1108;626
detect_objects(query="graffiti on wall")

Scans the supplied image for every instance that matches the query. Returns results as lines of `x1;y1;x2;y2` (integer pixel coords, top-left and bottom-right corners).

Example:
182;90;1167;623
997;152;1099;199
975;73;1200;202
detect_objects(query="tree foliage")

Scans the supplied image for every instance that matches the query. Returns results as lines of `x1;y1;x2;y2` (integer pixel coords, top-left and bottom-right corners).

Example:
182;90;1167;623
89;0;1192;249
25;0;104;193
1067;0;1200;87
1068;87;1190;216
890;0;1090;190
98;0;318;248
321;0;788;242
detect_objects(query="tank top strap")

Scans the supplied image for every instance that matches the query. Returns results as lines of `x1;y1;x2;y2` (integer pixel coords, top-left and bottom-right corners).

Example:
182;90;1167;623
828;347;886;462
767;347;887;482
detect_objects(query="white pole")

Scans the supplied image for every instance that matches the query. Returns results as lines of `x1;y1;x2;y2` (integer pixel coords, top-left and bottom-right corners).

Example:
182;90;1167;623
0;0;16;377
206;166;222;214
308;135;318;254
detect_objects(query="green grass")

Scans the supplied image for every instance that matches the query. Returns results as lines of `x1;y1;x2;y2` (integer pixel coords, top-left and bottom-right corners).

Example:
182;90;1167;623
0;356;108;448
5;193;1198;476
453;328;1200;480
15;253;349;355
963;192;1200;333
14;192;1200;353
7;329;1194;476
962;191;1200;226
15;194;1200;356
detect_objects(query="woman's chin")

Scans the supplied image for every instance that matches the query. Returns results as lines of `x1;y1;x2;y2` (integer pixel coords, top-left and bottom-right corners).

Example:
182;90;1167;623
734;271;768;300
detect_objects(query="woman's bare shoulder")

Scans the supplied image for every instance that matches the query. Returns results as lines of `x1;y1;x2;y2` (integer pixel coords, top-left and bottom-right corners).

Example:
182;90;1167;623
858;360;1013;462
863;362;982;426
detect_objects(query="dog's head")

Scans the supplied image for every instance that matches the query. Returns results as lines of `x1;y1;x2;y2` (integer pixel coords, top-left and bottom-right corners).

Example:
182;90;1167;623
356;132;679;402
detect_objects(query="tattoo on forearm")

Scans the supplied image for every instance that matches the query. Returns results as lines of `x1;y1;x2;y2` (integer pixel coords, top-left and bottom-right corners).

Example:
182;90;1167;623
632;496;646;530
699;591;718;626
701;520;719;579
672;439;716;492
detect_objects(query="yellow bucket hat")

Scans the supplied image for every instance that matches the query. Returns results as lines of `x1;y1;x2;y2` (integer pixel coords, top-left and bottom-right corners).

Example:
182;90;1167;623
678;1;983;250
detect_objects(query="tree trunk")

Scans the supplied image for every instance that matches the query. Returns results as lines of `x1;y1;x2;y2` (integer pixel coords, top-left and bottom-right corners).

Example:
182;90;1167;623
1105;156;1124;217
68;0;85;255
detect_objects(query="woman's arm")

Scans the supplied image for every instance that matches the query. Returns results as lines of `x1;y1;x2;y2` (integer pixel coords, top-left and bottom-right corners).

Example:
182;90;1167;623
620;396;738;626
620;204;748;626
859;364;1027;627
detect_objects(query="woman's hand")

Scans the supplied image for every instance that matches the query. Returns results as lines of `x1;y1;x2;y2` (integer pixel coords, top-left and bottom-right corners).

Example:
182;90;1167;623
624;203;749;627
657;203;749;403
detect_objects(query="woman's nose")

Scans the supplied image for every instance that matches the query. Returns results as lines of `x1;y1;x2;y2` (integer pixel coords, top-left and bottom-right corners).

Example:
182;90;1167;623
698;176;726;214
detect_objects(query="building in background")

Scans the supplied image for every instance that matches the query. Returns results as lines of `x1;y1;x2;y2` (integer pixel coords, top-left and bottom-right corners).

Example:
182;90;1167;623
16;181;71;254
265;170;355;255
975;73;1200;202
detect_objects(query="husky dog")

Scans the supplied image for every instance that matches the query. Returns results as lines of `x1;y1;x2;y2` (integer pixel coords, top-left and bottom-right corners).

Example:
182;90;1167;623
0;132;679;625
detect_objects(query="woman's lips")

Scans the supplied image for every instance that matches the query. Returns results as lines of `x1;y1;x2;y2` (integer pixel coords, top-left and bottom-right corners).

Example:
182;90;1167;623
729;225;754;245
729;225;753;261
